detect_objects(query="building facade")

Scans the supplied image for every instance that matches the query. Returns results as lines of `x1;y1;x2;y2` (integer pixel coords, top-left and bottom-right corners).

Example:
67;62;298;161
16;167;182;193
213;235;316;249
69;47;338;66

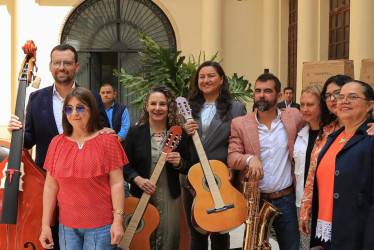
1;0;374;138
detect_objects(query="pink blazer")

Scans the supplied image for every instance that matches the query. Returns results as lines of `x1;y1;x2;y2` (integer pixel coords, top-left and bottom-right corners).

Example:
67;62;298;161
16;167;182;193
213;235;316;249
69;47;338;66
228;108;304;192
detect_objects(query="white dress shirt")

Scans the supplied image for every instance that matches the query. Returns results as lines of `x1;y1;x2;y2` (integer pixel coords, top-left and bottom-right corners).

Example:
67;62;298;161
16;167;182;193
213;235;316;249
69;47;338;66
52;83;76;134
255;109;293;193
293;124;310;207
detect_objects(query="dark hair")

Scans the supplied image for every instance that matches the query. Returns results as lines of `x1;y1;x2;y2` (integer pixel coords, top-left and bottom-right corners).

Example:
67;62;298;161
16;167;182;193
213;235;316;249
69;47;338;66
320;74;353;128
50;44;78;63
62;87;103;135
100;83;116;92
284;86;294;93
348;80;374;102
188;61;233;121
138;86;183;127
255;73;282;93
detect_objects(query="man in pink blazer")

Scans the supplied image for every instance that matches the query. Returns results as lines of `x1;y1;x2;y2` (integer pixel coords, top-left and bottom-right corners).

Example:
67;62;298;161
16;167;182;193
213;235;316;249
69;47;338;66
228;73;304;250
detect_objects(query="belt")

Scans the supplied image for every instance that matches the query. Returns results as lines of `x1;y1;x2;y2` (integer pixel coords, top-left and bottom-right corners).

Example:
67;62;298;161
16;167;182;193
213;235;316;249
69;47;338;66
260;185;294;200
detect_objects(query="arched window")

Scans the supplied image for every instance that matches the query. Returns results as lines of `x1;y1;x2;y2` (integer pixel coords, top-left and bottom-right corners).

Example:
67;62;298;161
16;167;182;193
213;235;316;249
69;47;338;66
61;0;176;124
329;0;350;59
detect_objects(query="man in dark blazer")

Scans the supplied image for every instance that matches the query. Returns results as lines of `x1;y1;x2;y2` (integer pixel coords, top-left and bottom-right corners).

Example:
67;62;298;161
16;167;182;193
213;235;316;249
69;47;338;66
8;44;110;168
277;86;300;110
7;44;110;250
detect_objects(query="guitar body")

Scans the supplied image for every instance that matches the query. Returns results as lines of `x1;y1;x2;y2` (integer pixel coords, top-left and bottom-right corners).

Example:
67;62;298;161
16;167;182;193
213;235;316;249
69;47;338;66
187;160;246;234
123;197;160;250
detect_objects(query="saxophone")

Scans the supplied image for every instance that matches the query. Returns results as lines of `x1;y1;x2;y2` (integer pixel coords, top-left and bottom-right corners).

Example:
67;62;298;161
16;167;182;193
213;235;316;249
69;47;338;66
242;170;282;250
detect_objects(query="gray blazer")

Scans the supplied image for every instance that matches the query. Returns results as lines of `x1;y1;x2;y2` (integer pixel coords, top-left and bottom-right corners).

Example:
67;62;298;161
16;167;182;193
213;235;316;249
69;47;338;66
189;101;247;167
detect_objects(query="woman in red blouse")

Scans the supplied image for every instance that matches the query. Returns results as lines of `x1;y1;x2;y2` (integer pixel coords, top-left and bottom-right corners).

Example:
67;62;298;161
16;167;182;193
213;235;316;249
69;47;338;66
39;87;128;249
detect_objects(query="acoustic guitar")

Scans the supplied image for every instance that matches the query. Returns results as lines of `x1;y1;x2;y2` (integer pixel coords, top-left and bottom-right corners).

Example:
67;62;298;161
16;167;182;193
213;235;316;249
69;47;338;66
176;97;246;234
117;126;182;250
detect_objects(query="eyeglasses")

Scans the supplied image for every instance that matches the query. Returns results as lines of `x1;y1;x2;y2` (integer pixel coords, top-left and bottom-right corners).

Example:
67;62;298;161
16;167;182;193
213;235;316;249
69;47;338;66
51;60;75;69
63;105;85;115
322;90;340;101
336;94;367;103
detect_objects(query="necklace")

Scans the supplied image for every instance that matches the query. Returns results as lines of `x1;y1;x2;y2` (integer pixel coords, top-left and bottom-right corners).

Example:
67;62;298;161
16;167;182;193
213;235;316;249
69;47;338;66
152;132;164;145
339;131;354;144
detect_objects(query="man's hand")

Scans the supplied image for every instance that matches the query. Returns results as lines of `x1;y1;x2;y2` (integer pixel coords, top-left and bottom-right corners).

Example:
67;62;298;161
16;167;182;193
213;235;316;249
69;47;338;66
8;115;23;133
100;127;116;135
248;156;264;180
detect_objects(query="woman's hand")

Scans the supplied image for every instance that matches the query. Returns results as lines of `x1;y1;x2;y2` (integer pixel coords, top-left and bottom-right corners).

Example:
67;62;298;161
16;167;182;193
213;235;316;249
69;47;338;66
298;219;311;236
39;225;54;249
166;152;181;167
8;115;23;133
183;120;199;136
110;221;124;245
367;123;374;135
133;176;156;195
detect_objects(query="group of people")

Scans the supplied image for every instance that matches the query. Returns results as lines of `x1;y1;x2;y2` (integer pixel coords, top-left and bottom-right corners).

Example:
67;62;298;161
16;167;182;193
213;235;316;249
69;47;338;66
6;43;374;250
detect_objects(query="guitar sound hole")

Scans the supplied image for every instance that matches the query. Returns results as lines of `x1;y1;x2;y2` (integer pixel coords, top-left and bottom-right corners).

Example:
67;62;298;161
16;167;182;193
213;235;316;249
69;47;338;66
124;214;145;233
202;174;222;192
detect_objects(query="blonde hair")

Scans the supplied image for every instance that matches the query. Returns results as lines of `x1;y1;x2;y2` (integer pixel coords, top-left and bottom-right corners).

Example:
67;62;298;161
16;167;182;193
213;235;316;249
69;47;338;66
301;85;322;100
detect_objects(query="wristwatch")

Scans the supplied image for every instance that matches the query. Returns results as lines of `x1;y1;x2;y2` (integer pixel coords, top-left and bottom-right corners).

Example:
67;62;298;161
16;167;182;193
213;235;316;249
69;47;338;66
113;209;125;220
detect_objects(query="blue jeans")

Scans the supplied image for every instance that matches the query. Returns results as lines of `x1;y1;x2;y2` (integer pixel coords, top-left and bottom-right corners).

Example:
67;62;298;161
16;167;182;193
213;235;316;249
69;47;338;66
261;191;300;250
125;181;130;198
59;223;116;250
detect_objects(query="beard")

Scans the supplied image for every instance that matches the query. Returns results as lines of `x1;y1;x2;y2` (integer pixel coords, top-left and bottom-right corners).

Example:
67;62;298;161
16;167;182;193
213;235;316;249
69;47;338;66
54;71;73;86
254;97;277;112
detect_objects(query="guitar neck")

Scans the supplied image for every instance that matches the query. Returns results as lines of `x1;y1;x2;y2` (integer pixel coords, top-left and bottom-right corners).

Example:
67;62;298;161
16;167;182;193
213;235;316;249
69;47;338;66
119;152;167;249
191;126;225;209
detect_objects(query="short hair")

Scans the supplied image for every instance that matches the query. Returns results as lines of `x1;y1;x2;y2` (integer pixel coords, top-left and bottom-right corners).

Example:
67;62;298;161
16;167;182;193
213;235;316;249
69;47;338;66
138;85;183;127
255;73;282;93
50;44;78;63
100;83;116;92
62;87;103;136
284;86;294;93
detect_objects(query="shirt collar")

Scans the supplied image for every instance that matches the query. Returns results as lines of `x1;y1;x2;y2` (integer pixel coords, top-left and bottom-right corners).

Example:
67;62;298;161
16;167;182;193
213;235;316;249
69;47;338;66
53;82;77;98
255;108;281;124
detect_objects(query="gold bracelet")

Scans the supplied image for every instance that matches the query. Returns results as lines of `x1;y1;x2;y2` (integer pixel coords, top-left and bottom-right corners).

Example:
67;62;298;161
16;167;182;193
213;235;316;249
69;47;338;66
113;209;125;220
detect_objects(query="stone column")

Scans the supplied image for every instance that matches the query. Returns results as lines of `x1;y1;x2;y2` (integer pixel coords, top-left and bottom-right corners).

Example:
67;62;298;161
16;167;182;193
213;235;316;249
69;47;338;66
262;0;280;76
201;0;223;61
296;0;319;100
350;0;374;77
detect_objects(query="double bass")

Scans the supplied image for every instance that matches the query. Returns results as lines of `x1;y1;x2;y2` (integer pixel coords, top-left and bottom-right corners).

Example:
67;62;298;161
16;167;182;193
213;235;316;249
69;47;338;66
0;40;46;249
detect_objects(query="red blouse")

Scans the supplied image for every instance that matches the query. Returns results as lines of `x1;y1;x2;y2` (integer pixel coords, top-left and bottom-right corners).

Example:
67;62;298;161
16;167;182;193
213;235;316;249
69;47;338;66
44;133;128;228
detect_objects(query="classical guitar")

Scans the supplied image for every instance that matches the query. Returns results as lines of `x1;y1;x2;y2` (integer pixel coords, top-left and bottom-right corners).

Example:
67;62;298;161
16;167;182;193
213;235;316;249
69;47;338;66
176;97;246;234
117;126;182;250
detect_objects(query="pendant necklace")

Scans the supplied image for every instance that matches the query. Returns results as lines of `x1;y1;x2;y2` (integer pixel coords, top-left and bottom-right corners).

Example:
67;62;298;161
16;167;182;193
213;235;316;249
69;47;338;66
339;131;354;145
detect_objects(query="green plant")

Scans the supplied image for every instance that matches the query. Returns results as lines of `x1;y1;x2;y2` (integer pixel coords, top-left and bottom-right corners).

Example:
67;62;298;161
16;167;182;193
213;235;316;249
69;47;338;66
114;30;253;107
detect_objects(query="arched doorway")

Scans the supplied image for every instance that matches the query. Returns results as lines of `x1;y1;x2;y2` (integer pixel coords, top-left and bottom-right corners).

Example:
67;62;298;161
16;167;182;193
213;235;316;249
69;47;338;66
60;0;177;124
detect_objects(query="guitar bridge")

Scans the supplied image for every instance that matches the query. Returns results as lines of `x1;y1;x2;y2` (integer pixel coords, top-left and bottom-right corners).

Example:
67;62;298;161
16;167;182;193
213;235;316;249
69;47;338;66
206;203;234;214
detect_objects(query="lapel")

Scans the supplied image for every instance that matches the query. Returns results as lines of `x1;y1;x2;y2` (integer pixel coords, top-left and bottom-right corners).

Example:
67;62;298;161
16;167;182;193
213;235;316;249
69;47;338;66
317;120;370;165
280;109;297;160
143;123;152;176
245;112;261;159
202;112;223;146
45;86;59;135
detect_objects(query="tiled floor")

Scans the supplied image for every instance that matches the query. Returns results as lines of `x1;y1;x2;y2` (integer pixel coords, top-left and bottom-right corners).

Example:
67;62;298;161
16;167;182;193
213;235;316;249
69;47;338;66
208;224;280;250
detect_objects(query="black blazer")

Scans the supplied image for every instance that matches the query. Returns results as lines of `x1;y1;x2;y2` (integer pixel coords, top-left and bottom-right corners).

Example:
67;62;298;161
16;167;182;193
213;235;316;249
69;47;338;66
277;101;300;110
310;119;374;249
123;123;191;199
24;84;109;167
